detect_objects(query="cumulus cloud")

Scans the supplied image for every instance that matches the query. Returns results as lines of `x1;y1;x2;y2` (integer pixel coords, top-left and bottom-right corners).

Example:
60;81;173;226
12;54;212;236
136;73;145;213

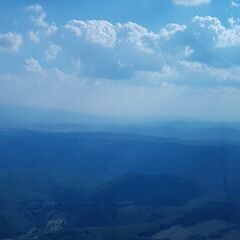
177;61;240;87
116;22;159;53
127;59;240;88
173;0;211;6
27;31;40;43
0;32;23;52
26;4;48;28
64;20;186;51
26;4;57;37
159;23;187;39
25;57;44;74
45;23;58;36
63;20;187;79
193;16;240;48
65;20;117;48
45;44;62;61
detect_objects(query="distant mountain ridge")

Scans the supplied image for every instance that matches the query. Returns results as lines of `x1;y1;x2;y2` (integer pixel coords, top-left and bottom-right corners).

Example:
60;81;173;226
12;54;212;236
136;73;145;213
1;104;240;143
0;130;239;195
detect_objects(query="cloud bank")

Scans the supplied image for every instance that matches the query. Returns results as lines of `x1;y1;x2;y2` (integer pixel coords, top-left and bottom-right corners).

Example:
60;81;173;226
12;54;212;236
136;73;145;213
2;2;240;121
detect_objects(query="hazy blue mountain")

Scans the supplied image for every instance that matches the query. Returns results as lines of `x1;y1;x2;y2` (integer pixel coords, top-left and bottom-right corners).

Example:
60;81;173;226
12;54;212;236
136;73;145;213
0;129;239;194
1;105;240;239
2;105;240;144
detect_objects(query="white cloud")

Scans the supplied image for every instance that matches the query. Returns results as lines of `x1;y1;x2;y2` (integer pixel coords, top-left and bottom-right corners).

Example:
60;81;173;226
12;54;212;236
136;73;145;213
0;32;23;52
177;61;240;86
25;57;44;74
159;23;187;39
193;15;240;48
173;0;211;6
130;60;240;88
26;4;48;28
65;20;117;48
63;20;188;80
45;23;58;36
65;20;186;52
63;19;189;80
27;31;40;43
117;22;160;53
45;44;62;61
26;4;57;36
118;22;186;54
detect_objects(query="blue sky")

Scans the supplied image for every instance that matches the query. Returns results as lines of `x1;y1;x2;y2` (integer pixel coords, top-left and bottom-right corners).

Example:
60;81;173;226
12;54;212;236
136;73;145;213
1;0;240;121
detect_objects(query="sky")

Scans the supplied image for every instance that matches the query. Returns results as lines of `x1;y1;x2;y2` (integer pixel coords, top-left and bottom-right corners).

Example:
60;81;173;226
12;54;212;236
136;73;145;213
1;0;240;121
